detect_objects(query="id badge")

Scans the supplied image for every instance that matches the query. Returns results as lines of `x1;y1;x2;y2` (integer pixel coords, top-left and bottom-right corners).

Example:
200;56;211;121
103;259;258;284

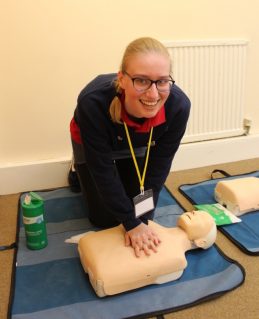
133;189;154;218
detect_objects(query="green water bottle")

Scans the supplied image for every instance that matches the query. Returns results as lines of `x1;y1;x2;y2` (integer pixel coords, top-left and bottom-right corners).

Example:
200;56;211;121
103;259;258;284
22;192;48;250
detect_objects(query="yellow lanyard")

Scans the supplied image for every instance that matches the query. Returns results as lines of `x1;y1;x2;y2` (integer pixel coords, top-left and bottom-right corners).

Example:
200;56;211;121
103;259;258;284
123;122;153;194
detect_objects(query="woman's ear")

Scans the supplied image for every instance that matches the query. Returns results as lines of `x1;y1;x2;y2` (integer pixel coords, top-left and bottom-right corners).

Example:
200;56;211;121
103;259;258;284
117;71;125;89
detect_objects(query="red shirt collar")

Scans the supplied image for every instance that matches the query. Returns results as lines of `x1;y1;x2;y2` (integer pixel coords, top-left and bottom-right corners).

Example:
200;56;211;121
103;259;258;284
120;93;165;133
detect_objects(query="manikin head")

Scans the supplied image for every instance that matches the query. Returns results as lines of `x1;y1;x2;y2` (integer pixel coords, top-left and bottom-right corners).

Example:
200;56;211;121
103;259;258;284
177;210;217;249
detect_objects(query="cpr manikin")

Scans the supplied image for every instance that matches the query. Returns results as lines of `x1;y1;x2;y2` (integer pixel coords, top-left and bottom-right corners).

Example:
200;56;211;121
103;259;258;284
215;177;259;216
77;211;217;297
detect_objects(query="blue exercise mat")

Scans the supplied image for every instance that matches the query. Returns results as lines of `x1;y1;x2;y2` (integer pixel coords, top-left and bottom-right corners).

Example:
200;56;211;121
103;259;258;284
10;187;245;319
179;170;259;255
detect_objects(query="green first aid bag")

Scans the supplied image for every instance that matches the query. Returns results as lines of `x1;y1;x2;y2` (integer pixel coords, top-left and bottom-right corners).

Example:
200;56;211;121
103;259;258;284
195;203;241;226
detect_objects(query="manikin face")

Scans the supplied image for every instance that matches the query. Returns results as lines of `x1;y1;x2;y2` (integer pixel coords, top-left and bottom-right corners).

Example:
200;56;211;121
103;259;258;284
118;52;171;119
177;211;216;248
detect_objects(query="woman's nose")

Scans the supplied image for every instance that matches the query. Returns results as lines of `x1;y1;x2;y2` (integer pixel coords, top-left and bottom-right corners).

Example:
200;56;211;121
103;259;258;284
145;83;159;97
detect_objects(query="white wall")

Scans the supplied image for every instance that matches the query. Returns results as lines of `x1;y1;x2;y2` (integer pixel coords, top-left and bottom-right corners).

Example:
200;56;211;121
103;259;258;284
1;0;259;194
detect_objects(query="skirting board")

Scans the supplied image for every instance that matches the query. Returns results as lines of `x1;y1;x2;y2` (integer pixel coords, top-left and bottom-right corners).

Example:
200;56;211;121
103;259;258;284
1;134;259;195
0;158;71;195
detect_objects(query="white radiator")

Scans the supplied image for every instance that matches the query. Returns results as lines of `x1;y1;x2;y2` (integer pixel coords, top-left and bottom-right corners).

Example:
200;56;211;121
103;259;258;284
165;40;248;143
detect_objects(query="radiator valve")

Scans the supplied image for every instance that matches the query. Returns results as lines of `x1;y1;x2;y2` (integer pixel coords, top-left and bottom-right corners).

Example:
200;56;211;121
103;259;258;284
243;118;252;135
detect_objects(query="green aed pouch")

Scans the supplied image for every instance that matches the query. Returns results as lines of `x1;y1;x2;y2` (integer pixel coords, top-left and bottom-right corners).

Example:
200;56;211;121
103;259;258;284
194;203;241;226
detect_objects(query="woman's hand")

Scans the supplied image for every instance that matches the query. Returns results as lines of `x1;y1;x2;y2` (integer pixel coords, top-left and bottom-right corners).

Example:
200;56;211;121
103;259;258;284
124;223;161;257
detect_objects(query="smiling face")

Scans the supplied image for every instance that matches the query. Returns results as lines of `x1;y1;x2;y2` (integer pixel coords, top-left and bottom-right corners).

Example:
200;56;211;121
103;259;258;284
118;52;171;118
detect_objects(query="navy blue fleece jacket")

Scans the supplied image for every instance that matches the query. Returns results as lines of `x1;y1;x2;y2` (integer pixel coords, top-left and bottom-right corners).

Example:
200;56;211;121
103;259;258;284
74;73;191;231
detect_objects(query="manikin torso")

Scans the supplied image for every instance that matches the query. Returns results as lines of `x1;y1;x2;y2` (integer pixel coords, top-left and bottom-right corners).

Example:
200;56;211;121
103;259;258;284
78;213;216;297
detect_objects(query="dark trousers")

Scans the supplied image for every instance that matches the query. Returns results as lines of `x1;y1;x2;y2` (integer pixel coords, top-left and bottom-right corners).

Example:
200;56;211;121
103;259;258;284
72;140;150;229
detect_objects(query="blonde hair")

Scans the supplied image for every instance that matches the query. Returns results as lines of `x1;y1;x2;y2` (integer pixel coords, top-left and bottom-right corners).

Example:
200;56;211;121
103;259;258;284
109;37;171;123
